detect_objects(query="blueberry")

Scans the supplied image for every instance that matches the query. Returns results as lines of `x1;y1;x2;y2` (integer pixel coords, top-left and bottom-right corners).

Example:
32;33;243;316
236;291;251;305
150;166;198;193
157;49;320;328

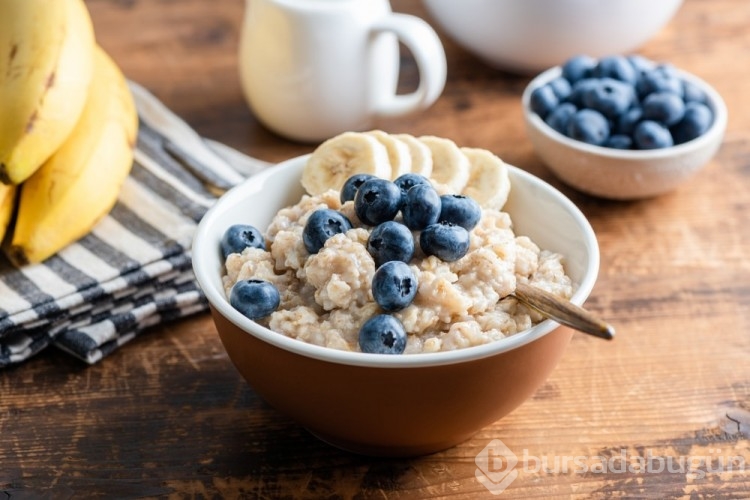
367;221;414;267
641;91;686;126
354;178;402;226
439;194;481;231
393;173;431;200
548;77;572;101
627;54;656;77
567;109;610;146
302;208;352;254
402;183;441;231
682;80;707;104
529;84;559;119
615;106;643;136
604;134;633;149
633;120;674;149
358;314;407;354
221;224;265;258
561;55;596;84
371;261;418;312
229;279;280;320
592;55;638;85
637;65;683;98
340;173;376;203
420;222;470;262
545;102;577;135
671;102;713;144
568;78;600;107
582;78;635;120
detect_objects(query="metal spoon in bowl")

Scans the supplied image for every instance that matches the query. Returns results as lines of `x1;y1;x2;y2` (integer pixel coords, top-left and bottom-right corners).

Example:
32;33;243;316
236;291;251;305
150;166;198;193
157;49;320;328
513;282;615;340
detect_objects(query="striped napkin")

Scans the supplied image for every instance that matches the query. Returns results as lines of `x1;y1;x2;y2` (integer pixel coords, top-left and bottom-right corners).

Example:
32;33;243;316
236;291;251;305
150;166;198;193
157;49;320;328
0;82;270;367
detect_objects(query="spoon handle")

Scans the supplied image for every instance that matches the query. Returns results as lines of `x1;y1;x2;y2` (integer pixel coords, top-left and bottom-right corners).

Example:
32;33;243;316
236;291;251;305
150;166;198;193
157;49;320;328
514;282;615;340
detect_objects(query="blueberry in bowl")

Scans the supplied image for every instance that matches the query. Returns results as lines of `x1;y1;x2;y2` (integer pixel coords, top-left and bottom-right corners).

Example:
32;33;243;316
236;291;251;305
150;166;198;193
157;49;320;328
371;261;418;313
220;224;265;259
366;220;415;267
522;54;727;200
358;314;408;354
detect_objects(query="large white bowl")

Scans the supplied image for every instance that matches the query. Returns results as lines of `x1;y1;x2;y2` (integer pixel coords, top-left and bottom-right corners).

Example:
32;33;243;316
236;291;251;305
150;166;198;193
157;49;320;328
192;154;600;456
422;0;683;73
522;66;728;200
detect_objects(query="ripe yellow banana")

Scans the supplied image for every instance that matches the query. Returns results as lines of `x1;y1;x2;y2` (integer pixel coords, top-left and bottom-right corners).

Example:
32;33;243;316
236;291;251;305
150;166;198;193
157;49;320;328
0;0;96;185
0;185;17;243
8;47;138;265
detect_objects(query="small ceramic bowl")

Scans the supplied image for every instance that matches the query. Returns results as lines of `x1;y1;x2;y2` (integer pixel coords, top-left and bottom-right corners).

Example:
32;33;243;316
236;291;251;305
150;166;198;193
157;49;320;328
192;154;600;457
422;0;683;73
522;66;728;200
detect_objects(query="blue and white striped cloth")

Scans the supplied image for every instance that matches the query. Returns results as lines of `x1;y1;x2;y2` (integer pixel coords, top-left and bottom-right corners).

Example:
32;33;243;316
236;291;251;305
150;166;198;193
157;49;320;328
0;82;270;367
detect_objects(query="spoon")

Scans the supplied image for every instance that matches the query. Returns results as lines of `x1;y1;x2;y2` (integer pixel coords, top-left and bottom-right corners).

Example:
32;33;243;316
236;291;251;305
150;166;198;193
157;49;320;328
513;282;615;340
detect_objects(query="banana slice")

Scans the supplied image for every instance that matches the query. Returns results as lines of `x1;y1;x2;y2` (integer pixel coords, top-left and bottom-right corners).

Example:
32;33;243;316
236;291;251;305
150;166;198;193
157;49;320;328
302;132;391;195
460;147;511;210
365;130;412;180
418;135;470;193
393;133;433;178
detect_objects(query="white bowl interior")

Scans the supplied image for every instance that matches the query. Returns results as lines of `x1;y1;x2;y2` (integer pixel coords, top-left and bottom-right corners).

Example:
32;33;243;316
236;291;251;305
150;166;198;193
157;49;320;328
192;155;600;368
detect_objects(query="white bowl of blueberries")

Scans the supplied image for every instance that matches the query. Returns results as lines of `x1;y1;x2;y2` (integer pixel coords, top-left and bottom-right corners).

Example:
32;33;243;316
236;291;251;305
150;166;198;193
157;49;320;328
522;54;727;200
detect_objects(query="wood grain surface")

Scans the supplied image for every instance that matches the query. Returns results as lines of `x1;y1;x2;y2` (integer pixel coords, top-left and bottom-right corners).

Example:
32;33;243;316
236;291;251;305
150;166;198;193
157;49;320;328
2;0;749;497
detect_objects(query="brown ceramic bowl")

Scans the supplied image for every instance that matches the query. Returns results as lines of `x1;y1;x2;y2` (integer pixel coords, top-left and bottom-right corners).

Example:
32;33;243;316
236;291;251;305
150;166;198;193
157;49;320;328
192;154;600;456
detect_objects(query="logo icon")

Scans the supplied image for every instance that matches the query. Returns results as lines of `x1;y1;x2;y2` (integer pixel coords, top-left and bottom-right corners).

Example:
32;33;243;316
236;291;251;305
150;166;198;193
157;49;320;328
475;439;519;495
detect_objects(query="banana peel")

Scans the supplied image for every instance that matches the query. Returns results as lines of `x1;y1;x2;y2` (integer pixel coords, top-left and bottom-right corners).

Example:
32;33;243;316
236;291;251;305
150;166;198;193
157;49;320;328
7;46;138;265
0;184;17;244
0;0;96;185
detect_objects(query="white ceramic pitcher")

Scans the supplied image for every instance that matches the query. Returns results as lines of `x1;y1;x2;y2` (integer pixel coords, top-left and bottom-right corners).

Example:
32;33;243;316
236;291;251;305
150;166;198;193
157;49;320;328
239;0;447;143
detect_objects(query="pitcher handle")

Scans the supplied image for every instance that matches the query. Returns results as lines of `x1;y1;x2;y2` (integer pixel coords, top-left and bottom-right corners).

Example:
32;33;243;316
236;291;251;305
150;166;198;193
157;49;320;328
371;14;447;117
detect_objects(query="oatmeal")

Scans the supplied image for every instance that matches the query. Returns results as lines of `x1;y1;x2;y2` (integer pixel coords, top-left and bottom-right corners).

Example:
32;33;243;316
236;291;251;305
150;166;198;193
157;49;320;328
222;189;574;354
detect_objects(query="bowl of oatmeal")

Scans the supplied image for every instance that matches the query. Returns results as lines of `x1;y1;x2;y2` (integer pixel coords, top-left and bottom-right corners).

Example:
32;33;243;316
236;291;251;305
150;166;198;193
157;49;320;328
192;150;600;456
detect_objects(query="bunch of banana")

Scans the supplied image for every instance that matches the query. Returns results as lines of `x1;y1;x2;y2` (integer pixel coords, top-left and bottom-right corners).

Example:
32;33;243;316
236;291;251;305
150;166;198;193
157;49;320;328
302;130;511;209
0;0;138;265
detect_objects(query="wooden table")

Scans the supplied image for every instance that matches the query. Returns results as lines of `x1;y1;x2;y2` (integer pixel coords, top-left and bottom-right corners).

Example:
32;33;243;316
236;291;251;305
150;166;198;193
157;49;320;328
2;0;749;497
